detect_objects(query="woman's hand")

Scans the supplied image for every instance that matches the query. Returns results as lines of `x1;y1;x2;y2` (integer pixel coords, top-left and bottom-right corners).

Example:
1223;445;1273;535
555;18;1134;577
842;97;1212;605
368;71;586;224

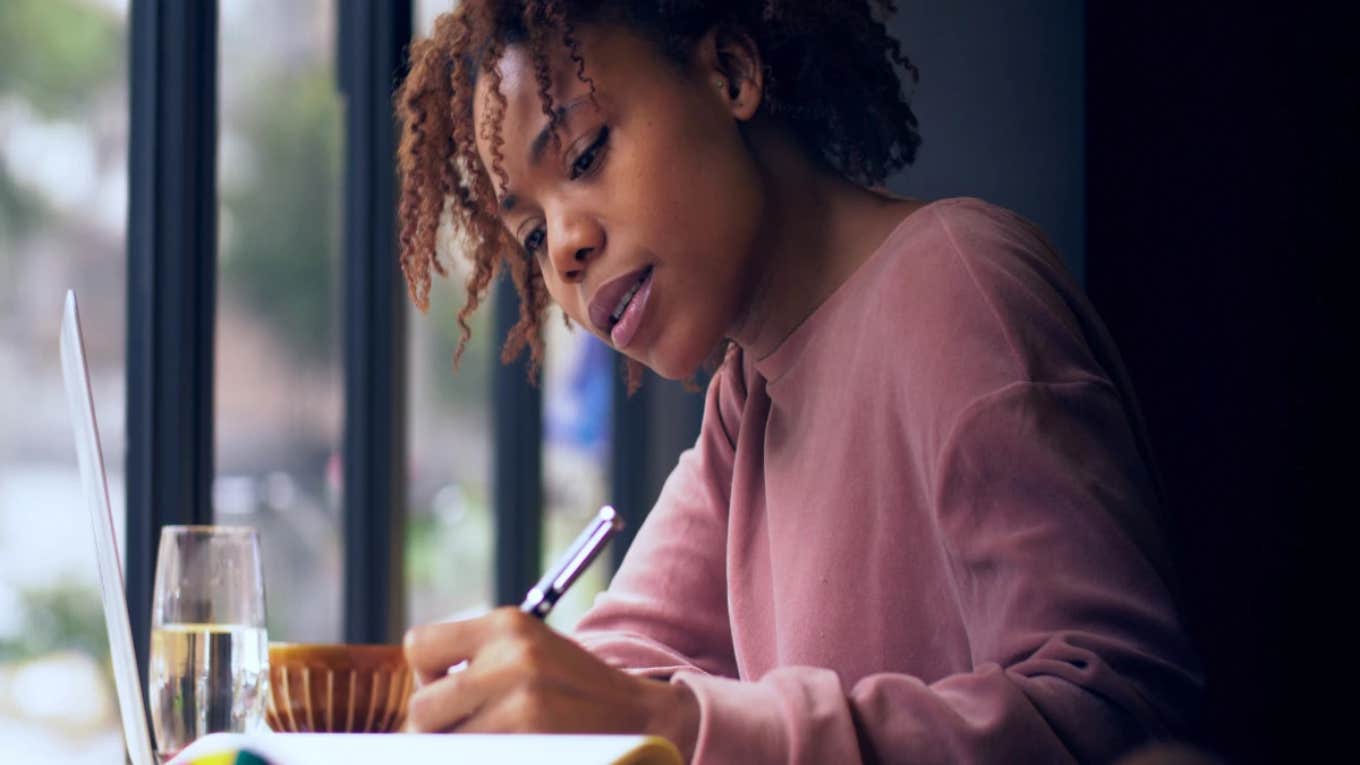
403;607;699;759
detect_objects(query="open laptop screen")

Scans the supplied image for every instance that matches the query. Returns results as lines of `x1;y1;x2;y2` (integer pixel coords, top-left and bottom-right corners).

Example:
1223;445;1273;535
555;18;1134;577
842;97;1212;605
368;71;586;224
61;290;157;765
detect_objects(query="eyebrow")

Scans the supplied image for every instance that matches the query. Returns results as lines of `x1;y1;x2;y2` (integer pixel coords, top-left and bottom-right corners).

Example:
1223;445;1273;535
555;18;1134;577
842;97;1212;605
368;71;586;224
498;95;595;214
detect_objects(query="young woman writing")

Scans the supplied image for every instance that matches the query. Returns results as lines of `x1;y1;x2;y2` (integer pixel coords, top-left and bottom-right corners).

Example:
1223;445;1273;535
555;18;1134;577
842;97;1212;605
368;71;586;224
395;2;1203;762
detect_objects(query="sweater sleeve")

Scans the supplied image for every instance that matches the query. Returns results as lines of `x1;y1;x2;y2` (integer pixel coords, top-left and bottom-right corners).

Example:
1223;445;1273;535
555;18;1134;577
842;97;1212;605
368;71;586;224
571;363;743;681
670;379;1203;764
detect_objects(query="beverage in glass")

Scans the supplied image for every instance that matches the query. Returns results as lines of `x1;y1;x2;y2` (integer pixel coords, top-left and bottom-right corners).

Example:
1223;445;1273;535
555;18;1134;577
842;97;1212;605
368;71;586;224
148;525;269;761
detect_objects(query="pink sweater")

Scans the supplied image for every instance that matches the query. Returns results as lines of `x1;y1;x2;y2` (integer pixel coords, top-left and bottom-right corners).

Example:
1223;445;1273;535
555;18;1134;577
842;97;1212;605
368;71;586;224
573;198;1203;763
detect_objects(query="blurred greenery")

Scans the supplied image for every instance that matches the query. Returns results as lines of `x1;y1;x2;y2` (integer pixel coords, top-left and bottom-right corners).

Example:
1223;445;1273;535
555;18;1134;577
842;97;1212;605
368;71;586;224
427;280;494;406
220;69;341;364
0;0;123;709
0;581;108;664
0;0;122;252
0;0;123;117
405;484;493;608
0;167;45;251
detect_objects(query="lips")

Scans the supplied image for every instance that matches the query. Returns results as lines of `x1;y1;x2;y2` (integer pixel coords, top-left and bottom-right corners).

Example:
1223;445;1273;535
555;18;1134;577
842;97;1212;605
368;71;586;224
588;265;653;339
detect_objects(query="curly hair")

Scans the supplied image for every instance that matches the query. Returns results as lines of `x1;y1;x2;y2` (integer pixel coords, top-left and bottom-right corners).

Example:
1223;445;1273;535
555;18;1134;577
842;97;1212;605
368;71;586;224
395;0;922;386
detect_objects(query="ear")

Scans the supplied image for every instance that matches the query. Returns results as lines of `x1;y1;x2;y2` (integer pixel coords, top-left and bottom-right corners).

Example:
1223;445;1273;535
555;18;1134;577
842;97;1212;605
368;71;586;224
693;25;764;122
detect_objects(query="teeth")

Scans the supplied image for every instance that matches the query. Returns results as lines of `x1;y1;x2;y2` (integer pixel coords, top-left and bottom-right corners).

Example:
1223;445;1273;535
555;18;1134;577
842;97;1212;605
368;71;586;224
611;283;639;323
609;271;648;324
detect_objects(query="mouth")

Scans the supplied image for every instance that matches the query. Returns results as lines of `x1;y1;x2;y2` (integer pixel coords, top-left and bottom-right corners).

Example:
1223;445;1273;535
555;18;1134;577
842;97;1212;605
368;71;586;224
588;265;655;348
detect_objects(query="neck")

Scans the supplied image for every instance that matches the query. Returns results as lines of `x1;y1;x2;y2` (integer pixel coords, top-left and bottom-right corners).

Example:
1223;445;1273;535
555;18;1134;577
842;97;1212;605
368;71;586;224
728;123;921;361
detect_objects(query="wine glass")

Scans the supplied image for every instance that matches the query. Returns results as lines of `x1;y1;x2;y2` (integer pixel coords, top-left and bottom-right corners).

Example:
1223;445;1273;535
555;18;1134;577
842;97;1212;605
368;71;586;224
147;525;269;762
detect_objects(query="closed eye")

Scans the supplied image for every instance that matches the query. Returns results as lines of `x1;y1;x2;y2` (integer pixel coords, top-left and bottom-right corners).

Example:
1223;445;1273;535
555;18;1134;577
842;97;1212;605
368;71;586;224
568;126;609;180
522;224;546;259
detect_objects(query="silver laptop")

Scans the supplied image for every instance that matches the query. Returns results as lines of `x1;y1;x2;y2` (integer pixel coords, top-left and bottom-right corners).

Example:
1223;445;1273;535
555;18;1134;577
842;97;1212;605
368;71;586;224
60;290;157;765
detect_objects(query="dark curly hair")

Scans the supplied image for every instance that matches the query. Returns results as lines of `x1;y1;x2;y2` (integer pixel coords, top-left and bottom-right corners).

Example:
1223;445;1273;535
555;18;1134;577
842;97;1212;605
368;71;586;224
396;0;921;385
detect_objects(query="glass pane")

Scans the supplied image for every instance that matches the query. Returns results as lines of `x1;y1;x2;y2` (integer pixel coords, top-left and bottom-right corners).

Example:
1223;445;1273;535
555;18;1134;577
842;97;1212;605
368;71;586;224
0;0;128;760
405;277;496;627
405;0;497;630
216;0;344;642
541;318;613;632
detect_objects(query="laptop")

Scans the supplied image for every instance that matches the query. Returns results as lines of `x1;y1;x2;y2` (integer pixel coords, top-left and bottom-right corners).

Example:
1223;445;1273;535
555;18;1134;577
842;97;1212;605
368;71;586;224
60;290;157;765
60;290;681;765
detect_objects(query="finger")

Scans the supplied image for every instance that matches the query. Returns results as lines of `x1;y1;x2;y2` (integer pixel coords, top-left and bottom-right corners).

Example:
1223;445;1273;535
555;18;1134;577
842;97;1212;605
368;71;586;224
406;667;484;733
404;610;499;683
453;689;540;734
404;621;468;685
406;638;541;733
409;630;560;733
405;607;538;685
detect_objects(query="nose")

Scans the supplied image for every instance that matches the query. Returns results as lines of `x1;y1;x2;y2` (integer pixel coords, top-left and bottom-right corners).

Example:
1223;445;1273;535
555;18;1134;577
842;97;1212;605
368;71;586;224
545;210;603;283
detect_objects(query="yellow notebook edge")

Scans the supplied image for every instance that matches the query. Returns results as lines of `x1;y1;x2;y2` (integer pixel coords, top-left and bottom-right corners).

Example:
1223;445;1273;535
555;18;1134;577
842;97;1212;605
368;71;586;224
610;735;683;765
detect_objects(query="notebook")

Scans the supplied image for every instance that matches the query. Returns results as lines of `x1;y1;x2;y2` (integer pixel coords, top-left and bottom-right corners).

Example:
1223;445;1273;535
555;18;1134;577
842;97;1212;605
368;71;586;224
60;290;681;765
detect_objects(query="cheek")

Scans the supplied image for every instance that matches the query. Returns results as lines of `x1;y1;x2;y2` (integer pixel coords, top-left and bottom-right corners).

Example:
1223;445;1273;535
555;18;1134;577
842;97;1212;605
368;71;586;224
541;273;579;318
542;273;608;338
622;125;762;258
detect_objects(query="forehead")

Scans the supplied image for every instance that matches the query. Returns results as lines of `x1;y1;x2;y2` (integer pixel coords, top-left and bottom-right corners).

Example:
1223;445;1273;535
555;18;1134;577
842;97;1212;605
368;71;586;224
471;41;578;195
470;28;675;176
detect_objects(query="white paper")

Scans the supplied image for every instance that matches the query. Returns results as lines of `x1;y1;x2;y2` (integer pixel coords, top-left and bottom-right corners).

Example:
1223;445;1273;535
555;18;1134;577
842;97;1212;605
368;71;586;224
168;732;682;765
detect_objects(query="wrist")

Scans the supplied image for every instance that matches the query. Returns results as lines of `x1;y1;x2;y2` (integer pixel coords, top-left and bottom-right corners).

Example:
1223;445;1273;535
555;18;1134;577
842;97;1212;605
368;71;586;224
642;677;700;763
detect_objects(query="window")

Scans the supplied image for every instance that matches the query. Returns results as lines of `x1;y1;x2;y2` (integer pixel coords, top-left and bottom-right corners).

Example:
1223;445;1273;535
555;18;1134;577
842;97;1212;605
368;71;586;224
215;0;345;643
541;320;614;630
404;240;496;626
0;0;128;760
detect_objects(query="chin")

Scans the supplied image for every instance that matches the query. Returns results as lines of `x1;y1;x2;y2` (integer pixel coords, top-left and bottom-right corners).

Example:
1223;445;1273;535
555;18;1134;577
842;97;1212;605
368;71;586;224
635;337;712;382
631;351;692;381
645;358;698;381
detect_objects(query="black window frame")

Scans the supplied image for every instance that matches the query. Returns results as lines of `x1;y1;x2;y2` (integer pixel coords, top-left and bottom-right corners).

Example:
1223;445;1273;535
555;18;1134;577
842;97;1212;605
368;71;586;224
125;0;219;700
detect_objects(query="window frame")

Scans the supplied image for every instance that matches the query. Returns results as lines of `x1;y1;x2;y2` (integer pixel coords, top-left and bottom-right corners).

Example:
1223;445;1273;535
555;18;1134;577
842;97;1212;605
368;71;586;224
125;0;219;699
336;0;412;645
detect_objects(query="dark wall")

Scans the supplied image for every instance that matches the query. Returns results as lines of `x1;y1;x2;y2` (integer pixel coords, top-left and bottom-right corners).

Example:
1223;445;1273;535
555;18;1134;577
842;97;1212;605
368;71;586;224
888;0;1086;281
1087;5;1351;762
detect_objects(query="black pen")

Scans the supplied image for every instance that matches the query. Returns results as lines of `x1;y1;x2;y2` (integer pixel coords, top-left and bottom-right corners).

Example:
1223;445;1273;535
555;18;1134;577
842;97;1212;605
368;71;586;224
520;505;625;619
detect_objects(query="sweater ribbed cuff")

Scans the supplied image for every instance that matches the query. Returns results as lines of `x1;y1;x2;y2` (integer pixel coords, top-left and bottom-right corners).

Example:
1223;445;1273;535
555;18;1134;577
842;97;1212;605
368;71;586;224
671;670;791;763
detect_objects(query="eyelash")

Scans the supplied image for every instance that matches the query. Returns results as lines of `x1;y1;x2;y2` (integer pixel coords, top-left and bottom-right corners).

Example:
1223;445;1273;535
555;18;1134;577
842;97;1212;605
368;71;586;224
569;125;609;180
521;126;611;259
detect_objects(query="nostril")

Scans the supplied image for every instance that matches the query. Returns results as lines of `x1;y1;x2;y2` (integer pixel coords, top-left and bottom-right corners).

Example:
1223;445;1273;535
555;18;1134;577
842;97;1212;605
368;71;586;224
574;247;592;262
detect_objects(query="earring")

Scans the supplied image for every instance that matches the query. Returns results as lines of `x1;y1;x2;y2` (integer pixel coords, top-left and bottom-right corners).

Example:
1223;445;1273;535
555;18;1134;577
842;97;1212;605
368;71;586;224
715;77;727;94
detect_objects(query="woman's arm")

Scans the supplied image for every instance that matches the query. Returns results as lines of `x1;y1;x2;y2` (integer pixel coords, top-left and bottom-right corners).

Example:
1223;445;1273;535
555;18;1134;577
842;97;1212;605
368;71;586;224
666;378;1203;763
571;364;744;681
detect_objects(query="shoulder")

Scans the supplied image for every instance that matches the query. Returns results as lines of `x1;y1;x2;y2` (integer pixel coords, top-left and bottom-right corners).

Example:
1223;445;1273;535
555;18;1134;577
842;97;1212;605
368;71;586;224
865;196;1103;388
921;196;1057;254
870;197;1069;311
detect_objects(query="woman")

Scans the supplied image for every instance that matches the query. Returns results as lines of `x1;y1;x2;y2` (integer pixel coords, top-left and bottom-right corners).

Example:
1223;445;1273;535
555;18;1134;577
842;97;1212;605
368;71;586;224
396;2;1203;762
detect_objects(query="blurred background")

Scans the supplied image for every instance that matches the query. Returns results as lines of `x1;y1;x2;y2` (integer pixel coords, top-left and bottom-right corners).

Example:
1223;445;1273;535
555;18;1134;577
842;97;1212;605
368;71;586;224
1;0;129;760
1;0;618;759
0;0;1347;763
0;0;604;758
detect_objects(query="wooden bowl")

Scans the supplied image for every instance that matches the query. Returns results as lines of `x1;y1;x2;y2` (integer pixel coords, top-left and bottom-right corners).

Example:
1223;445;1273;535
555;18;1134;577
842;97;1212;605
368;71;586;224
265;642;412;733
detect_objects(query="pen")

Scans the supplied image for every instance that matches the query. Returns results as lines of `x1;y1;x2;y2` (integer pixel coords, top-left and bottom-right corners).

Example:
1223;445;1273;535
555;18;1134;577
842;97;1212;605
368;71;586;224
520;505;625;619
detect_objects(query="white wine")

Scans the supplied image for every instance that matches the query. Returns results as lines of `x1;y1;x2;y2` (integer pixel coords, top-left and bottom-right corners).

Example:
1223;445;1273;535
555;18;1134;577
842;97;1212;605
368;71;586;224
149;623;269;761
